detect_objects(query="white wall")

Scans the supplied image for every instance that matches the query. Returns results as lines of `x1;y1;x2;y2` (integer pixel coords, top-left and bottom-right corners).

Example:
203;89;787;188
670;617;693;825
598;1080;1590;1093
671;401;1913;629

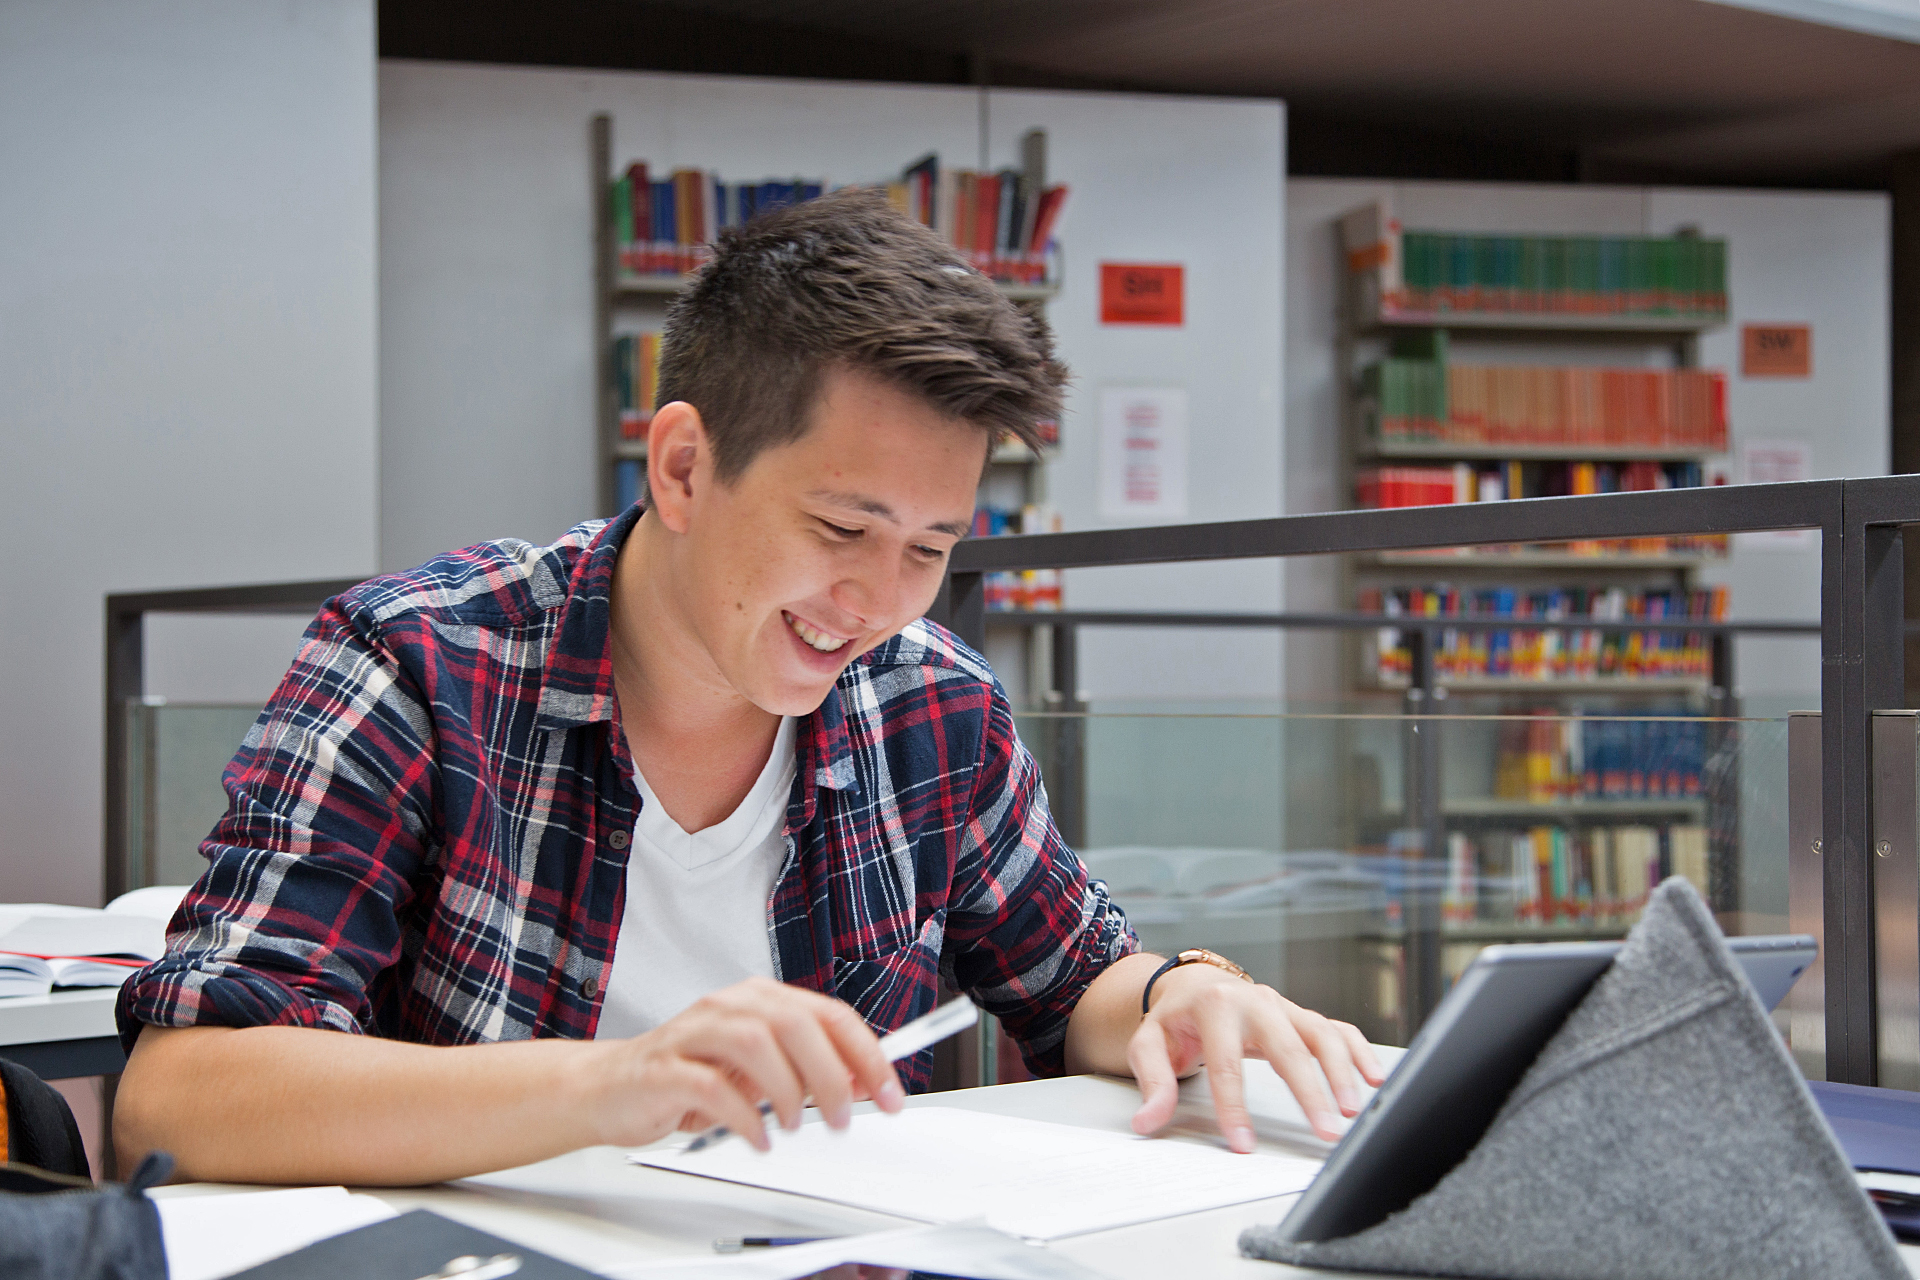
1284;178;1890;706
378;62;1286;702
0;0;379;906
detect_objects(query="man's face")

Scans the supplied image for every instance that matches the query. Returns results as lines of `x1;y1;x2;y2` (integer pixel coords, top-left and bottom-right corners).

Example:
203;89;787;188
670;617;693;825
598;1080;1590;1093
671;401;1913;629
677;366;987;716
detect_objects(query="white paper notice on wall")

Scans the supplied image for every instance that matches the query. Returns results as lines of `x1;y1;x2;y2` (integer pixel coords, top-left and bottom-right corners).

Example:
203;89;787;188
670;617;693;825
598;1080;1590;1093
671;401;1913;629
1098;386;1189;520
1738;439;1817;552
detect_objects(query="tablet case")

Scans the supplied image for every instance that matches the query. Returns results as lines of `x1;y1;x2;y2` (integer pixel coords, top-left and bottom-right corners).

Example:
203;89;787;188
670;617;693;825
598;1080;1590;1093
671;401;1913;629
222;1208;604;1279
1239;877;1906;1278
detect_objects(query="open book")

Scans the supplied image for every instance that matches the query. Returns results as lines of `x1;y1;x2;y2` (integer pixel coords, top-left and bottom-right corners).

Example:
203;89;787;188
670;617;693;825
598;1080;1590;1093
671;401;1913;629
0;908;164;998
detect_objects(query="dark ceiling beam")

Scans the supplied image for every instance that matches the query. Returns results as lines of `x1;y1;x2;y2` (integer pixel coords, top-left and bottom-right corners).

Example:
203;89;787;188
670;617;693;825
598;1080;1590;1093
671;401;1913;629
378;0;1141;94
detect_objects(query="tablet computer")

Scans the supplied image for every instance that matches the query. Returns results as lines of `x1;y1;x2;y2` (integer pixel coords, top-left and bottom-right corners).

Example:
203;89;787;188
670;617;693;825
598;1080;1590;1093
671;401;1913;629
1273;932;1814;1245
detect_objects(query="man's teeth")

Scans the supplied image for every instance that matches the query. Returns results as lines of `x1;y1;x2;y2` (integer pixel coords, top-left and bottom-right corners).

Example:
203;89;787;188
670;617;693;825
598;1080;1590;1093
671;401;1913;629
786;612;849;653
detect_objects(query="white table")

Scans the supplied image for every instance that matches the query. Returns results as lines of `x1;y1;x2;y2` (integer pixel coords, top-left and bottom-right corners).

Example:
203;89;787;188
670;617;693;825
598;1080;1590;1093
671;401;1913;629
150;1067;1920;1279
0;987;124;1078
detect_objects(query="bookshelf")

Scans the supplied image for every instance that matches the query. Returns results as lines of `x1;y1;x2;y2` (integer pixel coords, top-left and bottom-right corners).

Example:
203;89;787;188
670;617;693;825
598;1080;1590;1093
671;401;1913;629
590;114;1063;527
1333;202;1737;960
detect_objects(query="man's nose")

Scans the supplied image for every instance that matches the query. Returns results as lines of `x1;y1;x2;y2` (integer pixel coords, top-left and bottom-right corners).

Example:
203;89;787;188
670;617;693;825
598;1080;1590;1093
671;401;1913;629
832;542;906;625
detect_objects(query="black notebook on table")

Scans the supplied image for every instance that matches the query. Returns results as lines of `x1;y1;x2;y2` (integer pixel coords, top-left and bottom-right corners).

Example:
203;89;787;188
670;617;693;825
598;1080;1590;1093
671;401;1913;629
223;1208;604;1279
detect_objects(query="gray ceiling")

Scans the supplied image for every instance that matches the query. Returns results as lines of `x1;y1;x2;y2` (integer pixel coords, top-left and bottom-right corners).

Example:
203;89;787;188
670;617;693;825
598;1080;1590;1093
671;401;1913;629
660;0;1920;182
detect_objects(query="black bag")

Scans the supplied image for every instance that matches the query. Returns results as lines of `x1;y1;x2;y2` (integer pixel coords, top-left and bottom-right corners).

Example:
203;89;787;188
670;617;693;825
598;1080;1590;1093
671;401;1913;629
0;1056;90;1178
0;1151;172;1280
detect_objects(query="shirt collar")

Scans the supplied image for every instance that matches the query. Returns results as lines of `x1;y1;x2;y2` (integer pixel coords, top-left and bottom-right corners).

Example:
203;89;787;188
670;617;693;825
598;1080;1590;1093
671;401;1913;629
534;503;860;800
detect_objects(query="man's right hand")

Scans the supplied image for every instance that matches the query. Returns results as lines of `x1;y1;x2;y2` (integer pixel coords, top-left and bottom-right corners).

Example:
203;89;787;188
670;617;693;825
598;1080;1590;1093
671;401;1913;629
116;977;905;1185
590;976;907;1151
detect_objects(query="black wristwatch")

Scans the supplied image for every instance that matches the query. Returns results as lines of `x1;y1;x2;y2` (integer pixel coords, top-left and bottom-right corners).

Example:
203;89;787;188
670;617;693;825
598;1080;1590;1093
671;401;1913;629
1141;947;1254;1015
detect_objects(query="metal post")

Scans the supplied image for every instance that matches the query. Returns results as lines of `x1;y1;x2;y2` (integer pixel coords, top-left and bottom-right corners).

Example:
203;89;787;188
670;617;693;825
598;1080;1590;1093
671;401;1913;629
1873;710;1920;1091
102;600;144;903
1400;627;1444;1031
1707;632;1741;916
1788;711;1826;1080
1827;487;1908;1084
591;113;617;519
1044;623;1087;850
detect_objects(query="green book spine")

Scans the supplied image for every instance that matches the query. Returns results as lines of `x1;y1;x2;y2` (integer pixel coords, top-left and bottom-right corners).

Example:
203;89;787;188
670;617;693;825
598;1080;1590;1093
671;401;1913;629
1544;238;1569;313
1573;237;1600;314
1599;238;1626;313
611;178;633;253
1494;237;1520;312
1448;234;1475;310
1626;239;1650;315
1472;235;1497;311
1520;237;1545;311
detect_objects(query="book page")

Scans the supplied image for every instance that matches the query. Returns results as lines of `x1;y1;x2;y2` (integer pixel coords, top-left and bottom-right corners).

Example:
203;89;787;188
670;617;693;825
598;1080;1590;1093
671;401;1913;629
631;1106;1319;1241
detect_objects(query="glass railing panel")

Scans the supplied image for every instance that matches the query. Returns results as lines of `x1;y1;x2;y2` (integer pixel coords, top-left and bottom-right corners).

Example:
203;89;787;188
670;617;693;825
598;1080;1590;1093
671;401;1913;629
1011;704;1802;1079
1874;710;1920;1092
124;700;264;892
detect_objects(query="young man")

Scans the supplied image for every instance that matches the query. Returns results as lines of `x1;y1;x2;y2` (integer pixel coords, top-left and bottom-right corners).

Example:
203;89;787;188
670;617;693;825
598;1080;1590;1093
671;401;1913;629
115;192;1380;1184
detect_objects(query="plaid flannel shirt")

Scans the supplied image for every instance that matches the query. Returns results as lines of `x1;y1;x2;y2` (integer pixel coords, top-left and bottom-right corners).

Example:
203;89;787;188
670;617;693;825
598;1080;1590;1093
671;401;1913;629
116;504;1137;1088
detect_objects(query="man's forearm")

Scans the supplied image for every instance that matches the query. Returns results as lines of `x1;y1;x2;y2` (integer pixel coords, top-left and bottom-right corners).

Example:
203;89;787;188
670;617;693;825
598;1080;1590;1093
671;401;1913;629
1062;952;1164;1076
116;1024;610;1186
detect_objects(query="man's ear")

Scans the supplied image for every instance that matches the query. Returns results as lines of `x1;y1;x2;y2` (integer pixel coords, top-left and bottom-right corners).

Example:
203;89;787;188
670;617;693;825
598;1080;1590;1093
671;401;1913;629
645;400;708;534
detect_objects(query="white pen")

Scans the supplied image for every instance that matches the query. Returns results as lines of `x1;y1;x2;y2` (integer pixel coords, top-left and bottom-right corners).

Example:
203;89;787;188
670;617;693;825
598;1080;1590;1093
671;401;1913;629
682;996;980;1153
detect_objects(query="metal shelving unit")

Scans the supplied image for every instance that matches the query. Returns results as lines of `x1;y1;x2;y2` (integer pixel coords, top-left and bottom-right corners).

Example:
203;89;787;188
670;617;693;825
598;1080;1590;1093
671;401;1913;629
590;114;1059;524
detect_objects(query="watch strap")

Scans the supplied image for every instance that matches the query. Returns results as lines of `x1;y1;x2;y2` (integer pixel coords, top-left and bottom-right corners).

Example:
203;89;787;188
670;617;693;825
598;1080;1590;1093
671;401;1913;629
1140;947;1254;1015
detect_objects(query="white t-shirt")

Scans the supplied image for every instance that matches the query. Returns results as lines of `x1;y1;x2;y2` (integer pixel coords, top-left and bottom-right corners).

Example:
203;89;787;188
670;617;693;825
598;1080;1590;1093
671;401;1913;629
593;716;797;1040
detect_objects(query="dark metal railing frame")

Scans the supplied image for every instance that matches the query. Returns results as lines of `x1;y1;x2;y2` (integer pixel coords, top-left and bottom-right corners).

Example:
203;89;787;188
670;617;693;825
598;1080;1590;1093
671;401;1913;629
98;478;1919;1086
931;477;1919;1088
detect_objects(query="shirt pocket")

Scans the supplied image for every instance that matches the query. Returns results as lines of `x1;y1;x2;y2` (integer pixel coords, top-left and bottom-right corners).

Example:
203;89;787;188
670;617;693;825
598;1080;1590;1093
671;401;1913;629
830;908;946;1037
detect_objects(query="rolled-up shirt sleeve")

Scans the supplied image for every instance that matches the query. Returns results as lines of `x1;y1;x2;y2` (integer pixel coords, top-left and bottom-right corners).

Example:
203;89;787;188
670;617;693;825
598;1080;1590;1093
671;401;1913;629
945;679;1138;1077
116;595;438;1053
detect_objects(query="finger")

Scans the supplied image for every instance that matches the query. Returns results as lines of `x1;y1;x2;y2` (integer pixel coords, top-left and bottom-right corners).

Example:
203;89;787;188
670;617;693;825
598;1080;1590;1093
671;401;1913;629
1340;1021;1387;1086
1291;1008;1363;1117
1126;1018;1181;1136
814;996;906;1116
1246;1012;1341;1143
765;996;865;1129
698;1012;808;1132
1198;1003;1258;1154
676;1060;771;1152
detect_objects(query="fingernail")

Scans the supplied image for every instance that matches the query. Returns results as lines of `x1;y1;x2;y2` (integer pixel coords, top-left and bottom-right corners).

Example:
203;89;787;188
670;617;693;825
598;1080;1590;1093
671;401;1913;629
831;1102;852;1128
1232;1126;1256;1154
878;1077;905;1109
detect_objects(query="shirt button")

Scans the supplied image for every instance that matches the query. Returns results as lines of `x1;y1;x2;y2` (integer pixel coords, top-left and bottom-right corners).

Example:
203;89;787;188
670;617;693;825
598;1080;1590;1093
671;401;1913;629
608;830;630;850
581;975;598;999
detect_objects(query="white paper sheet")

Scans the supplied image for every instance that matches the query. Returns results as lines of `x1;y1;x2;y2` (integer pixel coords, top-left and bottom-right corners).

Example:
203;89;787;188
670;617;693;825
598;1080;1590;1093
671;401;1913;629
629;1106;1319;1241
602;1221;1111;1279
155;1184;397;1280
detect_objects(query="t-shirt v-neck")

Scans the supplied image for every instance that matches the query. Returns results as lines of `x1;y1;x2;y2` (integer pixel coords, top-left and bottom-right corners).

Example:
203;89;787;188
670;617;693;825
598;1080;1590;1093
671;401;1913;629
593;715;797;1040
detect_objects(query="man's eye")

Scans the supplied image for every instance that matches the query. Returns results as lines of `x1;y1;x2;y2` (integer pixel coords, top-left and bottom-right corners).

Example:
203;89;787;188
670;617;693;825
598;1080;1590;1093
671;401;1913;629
821;521;862;538
914;544;949;561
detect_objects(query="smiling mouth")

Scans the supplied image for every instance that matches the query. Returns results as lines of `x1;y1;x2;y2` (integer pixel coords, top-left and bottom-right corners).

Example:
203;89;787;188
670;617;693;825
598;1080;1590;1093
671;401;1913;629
784;610;851;653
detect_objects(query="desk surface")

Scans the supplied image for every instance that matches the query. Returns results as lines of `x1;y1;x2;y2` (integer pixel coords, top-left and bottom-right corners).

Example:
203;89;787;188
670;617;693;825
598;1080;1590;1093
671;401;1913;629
151;1069;1920;1280
0;987;120;1046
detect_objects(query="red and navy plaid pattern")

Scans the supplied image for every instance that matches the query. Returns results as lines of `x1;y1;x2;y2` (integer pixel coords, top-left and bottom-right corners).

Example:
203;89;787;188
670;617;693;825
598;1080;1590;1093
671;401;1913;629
117;504;1136;1088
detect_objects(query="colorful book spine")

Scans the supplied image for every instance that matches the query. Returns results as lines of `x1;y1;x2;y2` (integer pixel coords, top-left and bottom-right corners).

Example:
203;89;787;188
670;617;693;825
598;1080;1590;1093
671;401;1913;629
1365;362;1729;451
614;459;646;511
1361;584;1730;686
1449;821;1698;928
1387;231;1727;320
613;164;828;276
977;504;1065;611
613;332;662;440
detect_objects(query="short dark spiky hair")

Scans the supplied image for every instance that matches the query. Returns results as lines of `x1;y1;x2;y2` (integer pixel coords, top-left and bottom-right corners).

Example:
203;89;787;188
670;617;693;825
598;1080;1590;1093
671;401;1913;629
656;187;1066;482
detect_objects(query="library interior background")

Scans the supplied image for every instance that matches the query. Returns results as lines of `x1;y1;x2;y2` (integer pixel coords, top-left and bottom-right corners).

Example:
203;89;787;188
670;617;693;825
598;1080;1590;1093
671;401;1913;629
10;0;1920;1169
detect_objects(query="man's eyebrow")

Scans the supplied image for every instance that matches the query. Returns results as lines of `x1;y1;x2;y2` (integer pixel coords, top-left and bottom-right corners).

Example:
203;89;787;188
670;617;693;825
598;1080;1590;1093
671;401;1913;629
809;490;971;540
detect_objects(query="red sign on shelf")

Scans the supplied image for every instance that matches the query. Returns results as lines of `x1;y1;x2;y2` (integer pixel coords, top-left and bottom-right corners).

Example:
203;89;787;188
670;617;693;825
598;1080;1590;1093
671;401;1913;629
1100;262;1184;326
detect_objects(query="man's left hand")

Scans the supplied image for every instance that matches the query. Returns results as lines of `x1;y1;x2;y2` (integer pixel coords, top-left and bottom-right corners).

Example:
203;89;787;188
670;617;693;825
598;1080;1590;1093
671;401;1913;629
1125;962;1385;1153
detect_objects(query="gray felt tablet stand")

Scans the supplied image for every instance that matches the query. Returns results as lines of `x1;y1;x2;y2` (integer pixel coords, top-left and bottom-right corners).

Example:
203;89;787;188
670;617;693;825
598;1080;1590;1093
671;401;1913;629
1239;877;1906;1279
